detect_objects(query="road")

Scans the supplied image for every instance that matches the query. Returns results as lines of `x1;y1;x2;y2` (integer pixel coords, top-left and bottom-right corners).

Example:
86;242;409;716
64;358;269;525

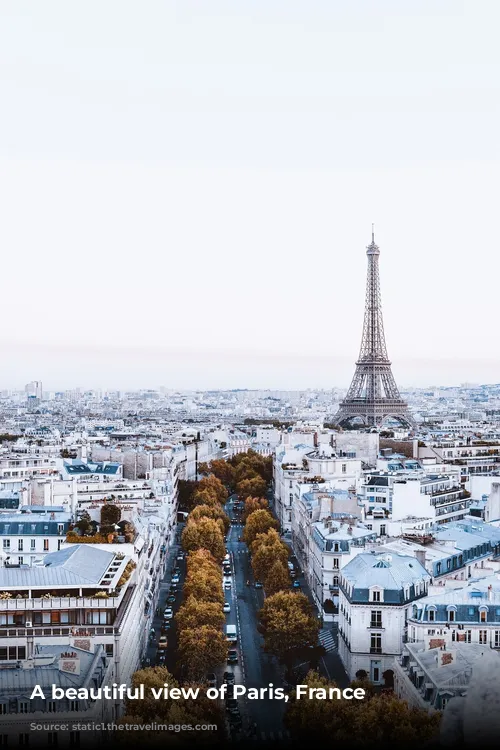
224;495;289;741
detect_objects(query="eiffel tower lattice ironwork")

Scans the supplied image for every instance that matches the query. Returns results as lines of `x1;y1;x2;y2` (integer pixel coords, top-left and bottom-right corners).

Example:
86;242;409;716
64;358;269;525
334;230;415;429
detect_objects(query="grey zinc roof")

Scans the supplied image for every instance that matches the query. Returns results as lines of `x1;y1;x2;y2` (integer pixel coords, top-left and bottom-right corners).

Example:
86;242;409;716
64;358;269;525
342;552;430;590
0;644;102;694
0;545;115;589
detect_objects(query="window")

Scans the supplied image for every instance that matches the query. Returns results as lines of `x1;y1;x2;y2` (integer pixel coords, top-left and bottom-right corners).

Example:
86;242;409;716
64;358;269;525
429;609;435;622
436;562;441;575
47;701;56;713
371;590;381;603
380;525;386;536
0;704;6;715
370;633;382;654
480;609;487;623
333;558;339;569
448;610;455;622
342;464;347;474
332;576;339;587
494;631;500;648
465;630;472;643
30;539;36;550
18;557;23;566
48;733;58;746
2;540;10;550
43;539;49;551
105;644;114;656
69;701;79;712
69;731;80;747
18;702;29;714
19;735;30;746
370;610;382;628
18;540;23;551
479;630;488;644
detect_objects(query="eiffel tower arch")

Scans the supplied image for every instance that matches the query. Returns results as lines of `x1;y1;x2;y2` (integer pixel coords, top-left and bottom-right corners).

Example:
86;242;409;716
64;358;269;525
334;231;415;430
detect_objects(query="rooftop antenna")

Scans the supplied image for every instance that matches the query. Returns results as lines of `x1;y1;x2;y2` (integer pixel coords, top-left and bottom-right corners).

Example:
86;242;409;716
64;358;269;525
372;223;375;243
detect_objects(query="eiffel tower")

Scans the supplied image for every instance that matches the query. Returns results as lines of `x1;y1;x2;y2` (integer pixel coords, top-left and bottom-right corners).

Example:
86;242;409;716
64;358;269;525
334;229;415;429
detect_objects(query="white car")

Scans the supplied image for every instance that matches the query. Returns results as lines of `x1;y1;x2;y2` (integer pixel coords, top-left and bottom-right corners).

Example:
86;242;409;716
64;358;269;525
164;607;173;619
224;581;232;590
223;602;231;613
224;554;230;562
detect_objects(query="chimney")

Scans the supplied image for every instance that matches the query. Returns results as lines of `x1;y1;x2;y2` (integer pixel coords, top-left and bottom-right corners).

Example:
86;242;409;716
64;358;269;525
488;584;493;601
314;432;318;448
415;549;426;567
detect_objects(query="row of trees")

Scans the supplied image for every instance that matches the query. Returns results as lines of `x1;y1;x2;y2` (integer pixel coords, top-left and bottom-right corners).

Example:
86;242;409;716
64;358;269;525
176;549;228;681
176;472;231;680
242;498;292;596
284;670;441;745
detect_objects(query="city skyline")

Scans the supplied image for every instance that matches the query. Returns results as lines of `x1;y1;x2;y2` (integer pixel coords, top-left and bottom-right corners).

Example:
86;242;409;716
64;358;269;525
1;1;500;390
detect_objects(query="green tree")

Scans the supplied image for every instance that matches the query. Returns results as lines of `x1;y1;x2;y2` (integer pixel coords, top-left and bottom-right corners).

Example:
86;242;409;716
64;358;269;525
243;509;278;547
181;517;226;562
100;503;121;526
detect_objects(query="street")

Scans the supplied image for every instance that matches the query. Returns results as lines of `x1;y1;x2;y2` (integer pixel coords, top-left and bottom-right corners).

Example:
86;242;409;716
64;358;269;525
144;493;348;743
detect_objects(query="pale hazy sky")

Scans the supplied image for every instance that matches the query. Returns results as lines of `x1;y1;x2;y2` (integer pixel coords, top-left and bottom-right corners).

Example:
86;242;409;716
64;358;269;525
1;1;499;391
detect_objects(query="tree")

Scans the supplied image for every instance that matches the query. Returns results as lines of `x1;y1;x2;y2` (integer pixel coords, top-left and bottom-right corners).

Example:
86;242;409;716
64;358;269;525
285;671;441;746
177;625;228;681
191;488;220;508
236;476;267;500
176;596;225;632
189;503;230;534
178;479;198;510
259;592;319;661
207;459;235;487
124;666;179;721
197;462;210;476
197;475;228;504
251;531;289;583
263;560;290;596
243;509;278;547
181;517;226;562
101;504;121;526
243;496;269;521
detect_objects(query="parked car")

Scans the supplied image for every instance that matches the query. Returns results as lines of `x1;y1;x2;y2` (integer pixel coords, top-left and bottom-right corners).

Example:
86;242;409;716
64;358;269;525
157;653;167;664
254;581;263;589
223;672;235;685
177;552;184;561
225;685;235;699
292;580;301;589
158;635;168;650
224;581;232;590
226;699;239;715
167;594;176;604
164;607;173;619
223;602;231;613
207;673;217;688
227;650;238;665
171;575;180;584
224;554;230;562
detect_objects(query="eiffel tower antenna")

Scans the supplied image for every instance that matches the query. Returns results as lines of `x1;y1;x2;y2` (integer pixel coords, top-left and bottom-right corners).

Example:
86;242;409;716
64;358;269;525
334;229;415;429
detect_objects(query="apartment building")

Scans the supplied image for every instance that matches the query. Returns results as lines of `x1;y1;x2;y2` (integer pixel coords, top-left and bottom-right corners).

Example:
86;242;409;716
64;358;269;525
0;543;149;746
338;552;430;684
0;507;71;565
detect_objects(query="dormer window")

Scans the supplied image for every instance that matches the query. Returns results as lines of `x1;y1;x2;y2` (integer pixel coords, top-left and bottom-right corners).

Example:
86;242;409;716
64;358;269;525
428;608;436;622
447;605;457;622
479;606;488;623
370;588;382;603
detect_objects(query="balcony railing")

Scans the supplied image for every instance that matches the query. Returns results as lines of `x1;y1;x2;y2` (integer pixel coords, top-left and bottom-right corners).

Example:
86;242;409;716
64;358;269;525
0;625;116;638
0;591;126;611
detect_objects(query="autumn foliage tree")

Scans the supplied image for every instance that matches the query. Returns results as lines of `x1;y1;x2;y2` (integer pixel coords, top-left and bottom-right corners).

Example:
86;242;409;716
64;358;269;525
243;496;269;521
263;560;291;596
181;517;225;563
205;459;235;487
189;503;230;534
285;670;441;746
178;625;228;681
196;475;228;504
259;592;319;660
236;475;267;500
243;509;279;547
176;596;225;633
